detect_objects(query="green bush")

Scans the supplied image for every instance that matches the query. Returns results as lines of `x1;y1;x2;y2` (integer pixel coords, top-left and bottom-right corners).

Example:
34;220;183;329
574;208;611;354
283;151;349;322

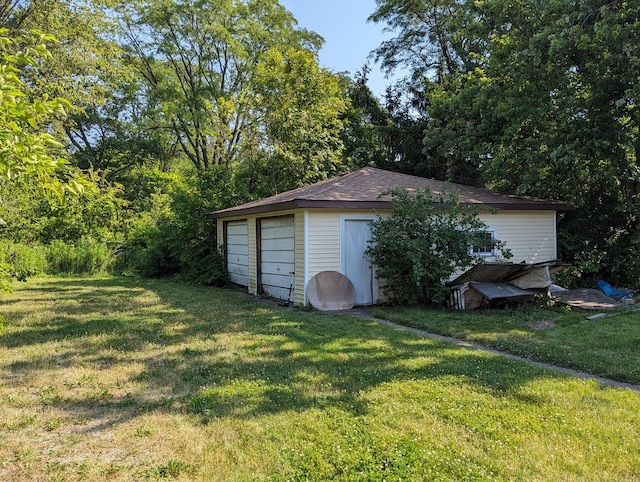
45;238;113;275
366;187;510;306
115;168;231;285
115;226;180;278
0;242;48;280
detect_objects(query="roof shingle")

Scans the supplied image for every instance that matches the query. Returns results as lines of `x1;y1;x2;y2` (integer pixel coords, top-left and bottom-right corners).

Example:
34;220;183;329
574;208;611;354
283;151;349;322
211;167;571;218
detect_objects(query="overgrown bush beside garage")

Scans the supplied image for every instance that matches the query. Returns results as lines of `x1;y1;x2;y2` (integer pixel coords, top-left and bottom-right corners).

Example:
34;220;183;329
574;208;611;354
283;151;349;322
366;187;511;305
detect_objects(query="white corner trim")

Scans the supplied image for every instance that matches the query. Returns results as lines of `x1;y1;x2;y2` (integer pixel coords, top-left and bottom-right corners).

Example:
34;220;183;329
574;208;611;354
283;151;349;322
303;209;309;305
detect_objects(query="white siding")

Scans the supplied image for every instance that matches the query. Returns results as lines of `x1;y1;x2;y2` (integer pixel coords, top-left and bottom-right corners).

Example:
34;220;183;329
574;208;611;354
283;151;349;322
478;211;557;263
306;210;387;304
294;212;305;305
307;210;342;279
216;208;557;306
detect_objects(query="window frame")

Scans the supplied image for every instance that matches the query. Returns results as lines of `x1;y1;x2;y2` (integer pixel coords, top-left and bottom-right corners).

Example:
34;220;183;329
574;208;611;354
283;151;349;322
469;228;498;257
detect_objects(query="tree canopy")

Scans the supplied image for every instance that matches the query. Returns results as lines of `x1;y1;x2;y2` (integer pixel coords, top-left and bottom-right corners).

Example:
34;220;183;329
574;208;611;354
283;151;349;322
1;0;639;296
368;0;640;286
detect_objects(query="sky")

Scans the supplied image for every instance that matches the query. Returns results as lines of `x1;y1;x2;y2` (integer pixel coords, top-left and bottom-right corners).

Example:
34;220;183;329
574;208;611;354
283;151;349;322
279;0;395;97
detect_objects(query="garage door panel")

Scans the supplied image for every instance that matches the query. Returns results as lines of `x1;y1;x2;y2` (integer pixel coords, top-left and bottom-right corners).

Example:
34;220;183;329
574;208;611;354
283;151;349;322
260;238;294;251
228;254;249;276
227;223;247;235
260;216;294;301
226;220;248;287
227;244;248;257
261;217;293;228
262;272;293;288
228;267;248;285
260;262;294;276
261;277;294;301
260;250;295;264
227;235;249;251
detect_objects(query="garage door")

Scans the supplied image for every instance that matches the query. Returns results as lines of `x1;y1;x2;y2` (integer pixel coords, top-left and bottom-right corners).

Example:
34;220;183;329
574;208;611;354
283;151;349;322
260;216;295;301
226;220;249;287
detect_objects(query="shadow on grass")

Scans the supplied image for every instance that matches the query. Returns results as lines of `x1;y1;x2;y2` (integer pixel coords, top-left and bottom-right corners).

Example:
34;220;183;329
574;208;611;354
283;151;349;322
1;277;561;428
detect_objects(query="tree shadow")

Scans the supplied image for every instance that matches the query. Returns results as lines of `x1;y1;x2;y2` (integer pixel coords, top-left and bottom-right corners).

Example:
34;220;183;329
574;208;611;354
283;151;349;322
2;277;567;431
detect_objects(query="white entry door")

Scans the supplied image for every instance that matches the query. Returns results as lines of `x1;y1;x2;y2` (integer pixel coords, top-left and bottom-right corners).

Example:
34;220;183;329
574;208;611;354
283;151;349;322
343;219;377;305
260;216;295;301
226;220;248;287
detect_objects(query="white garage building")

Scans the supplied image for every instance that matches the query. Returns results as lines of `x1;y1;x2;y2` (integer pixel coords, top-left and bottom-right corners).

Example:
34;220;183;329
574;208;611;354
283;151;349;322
211;167;570;306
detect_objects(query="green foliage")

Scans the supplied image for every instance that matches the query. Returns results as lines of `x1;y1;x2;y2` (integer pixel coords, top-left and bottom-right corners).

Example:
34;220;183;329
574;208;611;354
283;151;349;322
0;241;47;280
45;238;113;275
115;0;323;171
116;167;233;284
0;27;84;298
0;238;111;278
0;28;78;193
1;171;124;245
240;47;347;195
340;68;390;170
366;187;509;305
369;0;640;288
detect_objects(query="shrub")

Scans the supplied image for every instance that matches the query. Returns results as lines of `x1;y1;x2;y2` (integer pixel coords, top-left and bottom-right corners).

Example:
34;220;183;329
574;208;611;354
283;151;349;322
45;238;113;275
0;242;47;279
366;187;510;305
115;168;230;285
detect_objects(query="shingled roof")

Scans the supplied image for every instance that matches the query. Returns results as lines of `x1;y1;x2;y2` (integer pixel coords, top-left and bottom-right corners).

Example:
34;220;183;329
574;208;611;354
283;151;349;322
211;167;571;218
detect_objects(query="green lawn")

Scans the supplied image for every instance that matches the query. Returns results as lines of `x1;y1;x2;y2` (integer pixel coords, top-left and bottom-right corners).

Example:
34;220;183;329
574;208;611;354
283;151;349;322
1;277;639;481
372;302;640;385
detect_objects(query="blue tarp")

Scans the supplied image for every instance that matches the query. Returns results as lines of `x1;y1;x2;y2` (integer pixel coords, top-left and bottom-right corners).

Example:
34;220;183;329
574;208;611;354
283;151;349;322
597;280;632;300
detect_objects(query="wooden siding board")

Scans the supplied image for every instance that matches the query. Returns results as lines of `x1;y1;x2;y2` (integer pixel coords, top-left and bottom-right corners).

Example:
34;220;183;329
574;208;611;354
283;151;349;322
248;216;258;295
295;211;305;305
214;208;556;305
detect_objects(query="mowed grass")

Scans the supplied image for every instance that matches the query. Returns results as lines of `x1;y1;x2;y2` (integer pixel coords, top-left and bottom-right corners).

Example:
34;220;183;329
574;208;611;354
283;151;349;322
0;278;638;481
372;302;640;385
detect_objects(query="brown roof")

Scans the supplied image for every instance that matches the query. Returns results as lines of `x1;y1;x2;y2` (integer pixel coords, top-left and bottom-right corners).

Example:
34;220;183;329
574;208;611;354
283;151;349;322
211;167;571;218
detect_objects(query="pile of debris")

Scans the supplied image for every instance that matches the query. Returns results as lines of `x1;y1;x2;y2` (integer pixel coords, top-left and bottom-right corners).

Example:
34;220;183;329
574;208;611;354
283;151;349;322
553;280;635;311
448;261;566;310
448;262;636;311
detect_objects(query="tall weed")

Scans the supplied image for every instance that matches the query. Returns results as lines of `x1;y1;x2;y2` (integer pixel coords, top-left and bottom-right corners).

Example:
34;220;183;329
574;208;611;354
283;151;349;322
45;238;113;275
0;242;47;279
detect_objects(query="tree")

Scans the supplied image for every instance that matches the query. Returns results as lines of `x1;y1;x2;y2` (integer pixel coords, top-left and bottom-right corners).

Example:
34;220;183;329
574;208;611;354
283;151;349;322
365;187;508;305
0;28;79;329
115;0;324;171
0;28;78;200
369;0;640;287
238;47;347;195
340;67;391;170
368;0;489;184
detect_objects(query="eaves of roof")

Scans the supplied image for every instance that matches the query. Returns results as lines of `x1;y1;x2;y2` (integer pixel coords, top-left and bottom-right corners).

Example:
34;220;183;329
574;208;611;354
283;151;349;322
211;199;571;219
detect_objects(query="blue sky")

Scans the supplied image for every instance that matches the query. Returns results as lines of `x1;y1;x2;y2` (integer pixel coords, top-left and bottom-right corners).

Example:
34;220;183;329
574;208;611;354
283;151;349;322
279;0;394;96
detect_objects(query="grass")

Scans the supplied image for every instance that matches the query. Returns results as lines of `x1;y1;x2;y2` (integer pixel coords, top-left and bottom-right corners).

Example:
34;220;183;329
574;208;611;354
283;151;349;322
371;301;640;385
0;277;638;481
